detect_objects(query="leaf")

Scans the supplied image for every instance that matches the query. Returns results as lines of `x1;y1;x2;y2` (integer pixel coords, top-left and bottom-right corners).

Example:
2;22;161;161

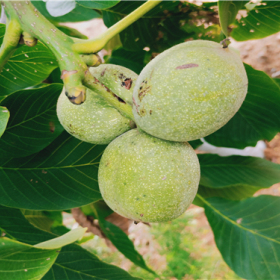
32;0;101;23
34;227;86;249
77;0;120;10
0;24;58;99
42;243;142;280
189;139;203;149
198;184;259;201
218;1;246;36
22;210;63;232
0;205;140;280
201;195;280;279
56;25;87;39
231;1;280;41
107;48;146;75
0;84;64;158
0;106;9;137
199;154;280;189
103;1;218;52
0;131;105;210
93;205;154;274
205;64;280;148
0;238;58;280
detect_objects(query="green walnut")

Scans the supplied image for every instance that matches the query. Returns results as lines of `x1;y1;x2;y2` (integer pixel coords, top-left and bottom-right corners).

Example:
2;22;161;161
98;129;200;223
132;40;248;142
57;64;137;144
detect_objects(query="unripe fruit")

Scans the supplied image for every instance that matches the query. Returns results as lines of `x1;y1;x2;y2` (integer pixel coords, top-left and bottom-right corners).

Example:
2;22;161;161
132;40;248;142
57;64;137;144
98;129;200;223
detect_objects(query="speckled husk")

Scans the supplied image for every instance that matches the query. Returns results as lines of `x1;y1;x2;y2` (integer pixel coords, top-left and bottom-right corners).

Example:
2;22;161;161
89;64;138;105
132;40;248;142
98;129;200;223
57;64;137;144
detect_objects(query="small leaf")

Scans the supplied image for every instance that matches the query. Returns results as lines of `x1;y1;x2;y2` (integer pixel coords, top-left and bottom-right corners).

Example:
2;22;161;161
218;1;246;36
0;106;9;137
0;84;64;158
201;195;280;279
0;238;58;280
205;64;280;148
232;1;280;41
34;227;86;249
199;154;280;189
0;131;105;210
92;205;154;274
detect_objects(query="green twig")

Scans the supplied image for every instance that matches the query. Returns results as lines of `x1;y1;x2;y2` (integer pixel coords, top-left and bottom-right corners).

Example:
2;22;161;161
72;0;162;54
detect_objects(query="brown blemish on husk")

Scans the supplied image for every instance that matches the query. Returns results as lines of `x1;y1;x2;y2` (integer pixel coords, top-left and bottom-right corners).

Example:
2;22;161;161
176;64;199;70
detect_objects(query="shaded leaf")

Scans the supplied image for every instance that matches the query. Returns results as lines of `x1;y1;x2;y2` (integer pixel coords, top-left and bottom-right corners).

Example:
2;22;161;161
77;0;120;10
0;205;141;280
56;25;88;39
198;184;259;201
199;154;280;189
32;0;101;23
0;238;58;280
201;195;280;279
0;131;105;210
232;1;280;41
0;106;9;137
0;24;58;99
93;205;154;274
42;243;142;280
218;1;246;36
189;139;203;149
107;48;146;74
0;84;64;158
205;64;280;148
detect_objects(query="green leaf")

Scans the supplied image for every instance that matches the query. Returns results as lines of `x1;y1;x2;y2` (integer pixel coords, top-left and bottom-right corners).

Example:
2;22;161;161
201;195;280;279
218;1;246;36
103;1;218;52
0;205;140;280
93;205;154;274
0;131;105;210
189;139;203;149
0;84;64;158
42;243;142;280
77;0;120;10
0;106;9;137
205;64;280;148
198;184;259;201
32;0;101;23
0;24;58;99
0;238;58;280
22;210;63;232
231;1;280;41
34;227;86;249
107;48;146;75
199;154;280;189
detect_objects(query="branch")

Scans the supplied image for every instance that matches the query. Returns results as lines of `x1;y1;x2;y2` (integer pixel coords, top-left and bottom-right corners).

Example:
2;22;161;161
72;0;162;54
